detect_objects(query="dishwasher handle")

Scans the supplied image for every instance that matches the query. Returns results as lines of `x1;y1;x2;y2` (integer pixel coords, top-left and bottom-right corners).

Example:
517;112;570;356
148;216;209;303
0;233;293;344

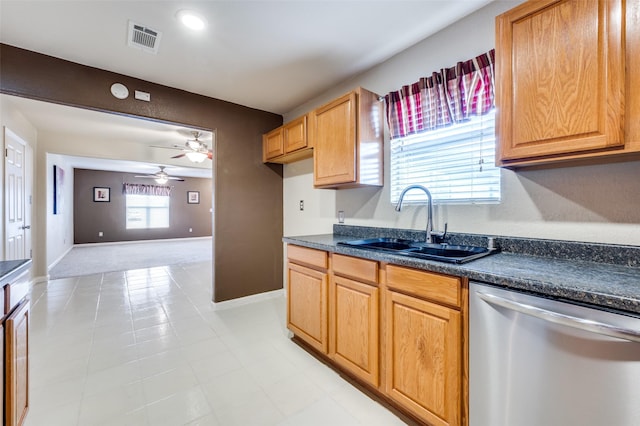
476;291;640;343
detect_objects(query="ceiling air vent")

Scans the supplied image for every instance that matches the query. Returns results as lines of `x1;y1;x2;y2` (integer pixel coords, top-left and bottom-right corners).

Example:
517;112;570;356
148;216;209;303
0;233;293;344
127;20;162;54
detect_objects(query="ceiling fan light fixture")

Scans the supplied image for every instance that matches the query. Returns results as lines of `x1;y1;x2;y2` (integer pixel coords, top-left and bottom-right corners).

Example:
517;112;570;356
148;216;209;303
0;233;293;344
176;10;206;31
155;176;169;184
185;151;208;163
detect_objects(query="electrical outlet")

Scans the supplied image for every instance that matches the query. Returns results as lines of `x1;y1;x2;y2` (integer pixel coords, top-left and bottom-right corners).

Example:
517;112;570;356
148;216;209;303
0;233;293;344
299;200;304;211
98;231;104;237
189;228;193;232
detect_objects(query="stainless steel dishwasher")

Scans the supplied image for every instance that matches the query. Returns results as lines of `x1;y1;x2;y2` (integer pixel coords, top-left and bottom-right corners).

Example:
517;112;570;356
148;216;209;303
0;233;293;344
469;282;640;426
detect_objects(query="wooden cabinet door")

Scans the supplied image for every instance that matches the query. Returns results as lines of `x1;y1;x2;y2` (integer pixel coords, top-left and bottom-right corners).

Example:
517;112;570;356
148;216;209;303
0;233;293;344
287;263;328;353
385;291;460;426
5;300;29;426
626;0;640;147
0;321;4;424
262;127;284;161
330;275;379;387
283;115;308;153
312;91;357;186
496;0;624;163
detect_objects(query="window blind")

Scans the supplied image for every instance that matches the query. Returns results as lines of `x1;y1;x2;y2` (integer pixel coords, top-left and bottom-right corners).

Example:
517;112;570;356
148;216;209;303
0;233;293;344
390;109;500;205
126;194;170;229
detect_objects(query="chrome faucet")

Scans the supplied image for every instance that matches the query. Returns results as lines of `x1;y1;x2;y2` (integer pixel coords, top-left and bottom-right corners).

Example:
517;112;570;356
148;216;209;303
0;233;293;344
395;184;446;244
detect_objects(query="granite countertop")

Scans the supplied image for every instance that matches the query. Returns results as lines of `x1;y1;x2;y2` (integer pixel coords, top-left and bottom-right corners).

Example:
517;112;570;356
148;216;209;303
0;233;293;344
283;226;640;317
0;259;31;282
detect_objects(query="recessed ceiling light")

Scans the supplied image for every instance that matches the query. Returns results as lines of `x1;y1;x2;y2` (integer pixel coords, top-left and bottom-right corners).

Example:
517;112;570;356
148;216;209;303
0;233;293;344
176;10;206;31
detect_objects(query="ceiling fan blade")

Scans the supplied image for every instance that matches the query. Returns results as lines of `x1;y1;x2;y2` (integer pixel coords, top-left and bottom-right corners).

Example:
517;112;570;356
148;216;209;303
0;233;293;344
171;153;187;159
168;176;185;181
150;144;184;151
134;175;155;178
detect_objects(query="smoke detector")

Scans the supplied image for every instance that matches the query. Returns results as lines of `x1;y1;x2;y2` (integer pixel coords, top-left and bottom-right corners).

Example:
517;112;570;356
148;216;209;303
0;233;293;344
127;21;162;54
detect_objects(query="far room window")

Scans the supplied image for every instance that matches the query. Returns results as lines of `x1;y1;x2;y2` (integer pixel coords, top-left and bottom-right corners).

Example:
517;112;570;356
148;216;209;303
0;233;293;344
125;194;170;229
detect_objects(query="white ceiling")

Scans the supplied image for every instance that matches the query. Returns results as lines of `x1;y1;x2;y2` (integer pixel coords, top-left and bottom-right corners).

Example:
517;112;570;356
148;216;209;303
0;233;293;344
0;0;494;115
0;0;494;175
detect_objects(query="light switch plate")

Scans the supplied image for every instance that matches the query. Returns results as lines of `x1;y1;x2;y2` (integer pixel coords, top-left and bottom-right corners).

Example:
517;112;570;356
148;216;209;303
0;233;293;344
135;90;151;101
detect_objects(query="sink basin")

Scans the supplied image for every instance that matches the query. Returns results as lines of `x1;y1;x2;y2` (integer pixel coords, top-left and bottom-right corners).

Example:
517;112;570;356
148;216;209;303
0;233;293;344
339;238;415;251
338;238;496;264
402;244;492;263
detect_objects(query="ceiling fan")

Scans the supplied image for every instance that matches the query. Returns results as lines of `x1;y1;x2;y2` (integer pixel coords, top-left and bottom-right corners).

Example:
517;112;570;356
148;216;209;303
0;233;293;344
153;131;212;163
134;166;184;184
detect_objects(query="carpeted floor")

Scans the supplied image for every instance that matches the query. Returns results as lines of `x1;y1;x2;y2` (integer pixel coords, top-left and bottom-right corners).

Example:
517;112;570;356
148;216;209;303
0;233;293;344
48;237;212;279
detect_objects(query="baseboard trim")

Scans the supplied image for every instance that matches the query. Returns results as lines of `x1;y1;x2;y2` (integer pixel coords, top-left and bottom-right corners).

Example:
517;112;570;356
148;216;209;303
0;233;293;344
47;245;74;271
211;288;284;310
32;275;50;284
74;236;212;248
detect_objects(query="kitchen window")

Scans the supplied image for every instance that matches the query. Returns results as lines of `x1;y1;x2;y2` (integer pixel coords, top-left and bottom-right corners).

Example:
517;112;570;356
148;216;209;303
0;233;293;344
385;49;499;205
125;194;170;229
389;108;500;204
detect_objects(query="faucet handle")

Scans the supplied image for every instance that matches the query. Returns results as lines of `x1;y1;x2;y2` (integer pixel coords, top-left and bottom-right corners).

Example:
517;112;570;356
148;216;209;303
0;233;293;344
430;222;448;244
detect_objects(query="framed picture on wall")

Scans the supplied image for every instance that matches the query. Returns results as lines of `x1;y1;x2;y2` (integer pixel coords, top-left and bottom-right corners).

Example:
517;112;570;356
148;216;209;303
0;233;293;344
93;187;111;202
187;191;200;204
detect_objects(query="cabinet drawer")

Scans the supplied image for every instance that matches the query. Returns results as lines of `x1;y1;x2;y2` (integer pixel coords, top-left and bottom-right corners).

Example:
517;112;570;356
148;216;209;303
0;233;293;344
332;254;378;284
287;245;328;270
4;271;29;315
385;265;461;308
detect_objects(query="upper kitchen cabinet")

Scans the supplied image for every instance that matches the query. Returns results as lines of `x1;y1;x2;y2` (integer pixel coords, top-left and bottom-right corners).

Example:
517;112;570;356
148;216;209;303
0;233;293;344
263;127;284;161
495;0;637;167
262;114;313;164
311;87;384;188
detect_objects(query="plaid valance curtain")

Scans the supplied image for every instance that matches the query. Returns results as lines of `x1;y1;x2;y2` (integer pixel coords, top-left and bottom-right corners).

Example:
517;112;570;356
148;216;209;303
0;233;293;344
123;183;171;196
384;49;495;139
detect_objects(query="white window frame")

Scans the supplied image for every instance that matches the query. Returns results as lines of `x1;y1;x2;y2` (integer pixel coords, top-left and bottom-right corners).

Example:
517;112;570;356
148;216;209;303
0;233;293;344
125;194;170;229
390;109;501;205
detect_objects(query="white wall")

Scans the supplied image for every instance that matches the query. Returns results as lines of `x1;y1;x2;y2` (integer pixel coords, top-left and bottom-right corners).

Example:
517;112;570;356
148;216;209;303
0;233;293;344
282;1;640;246
45;153;74;272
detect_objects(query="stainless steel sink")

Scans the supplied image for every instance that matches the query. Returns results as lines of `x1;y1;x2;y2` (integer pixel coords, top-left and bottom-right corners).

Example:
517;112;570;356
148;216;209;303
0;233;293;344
337;238;497;264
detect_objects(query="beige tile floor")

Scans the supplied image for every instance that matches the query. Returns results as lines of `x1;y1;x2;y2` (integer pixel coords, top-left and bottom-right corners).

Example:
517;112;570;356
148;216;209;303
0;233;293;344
26;261;407;425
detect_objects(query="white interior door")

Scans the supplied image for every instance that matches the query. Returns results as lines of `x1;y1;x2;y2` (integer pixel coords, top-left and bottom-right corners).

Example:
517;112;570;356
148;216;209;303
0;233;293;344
4;127;28;260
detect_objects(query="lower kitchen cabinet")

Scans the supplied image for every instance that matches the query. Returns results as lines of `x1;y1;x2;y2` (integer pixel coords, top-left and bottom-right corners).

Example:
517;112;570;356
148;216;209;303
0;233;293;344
385;264;465;426
1;262;32;426
330;254;379;387
385;290;461;426
0;320;3;422
287;246;329;353
285;246;467;425
5;299;29;426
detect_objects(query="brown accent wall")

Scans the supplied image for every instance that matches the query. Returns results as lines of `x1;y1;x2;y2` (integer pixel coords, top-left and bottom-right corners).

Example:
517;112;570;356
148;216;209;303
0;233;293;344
1;44;284;302
74;168;213;244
